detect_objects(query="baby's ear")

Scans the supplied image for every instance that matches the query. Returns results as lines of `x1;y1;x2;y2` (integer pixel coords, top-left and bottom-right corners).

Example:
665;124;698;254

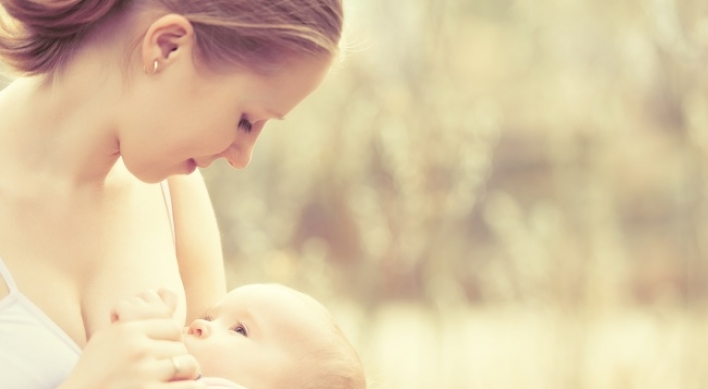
157;288;178;313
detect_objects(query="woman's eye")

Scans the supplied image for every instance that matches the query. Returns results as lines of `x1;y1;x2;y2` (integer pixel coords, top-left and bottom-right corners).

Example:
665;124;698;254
238;116;253;133
233;324;248;337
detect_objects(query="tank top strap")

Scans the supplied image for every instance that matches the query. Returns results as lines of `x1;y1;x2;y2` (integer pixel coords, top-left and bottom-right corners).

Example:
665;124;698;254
0;256;19;294
160;180;175;245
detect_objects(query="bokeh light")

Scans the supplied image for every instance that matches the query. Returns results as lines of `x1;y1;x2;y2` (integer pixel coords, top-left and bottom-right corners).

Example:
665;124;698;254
203;1;708;388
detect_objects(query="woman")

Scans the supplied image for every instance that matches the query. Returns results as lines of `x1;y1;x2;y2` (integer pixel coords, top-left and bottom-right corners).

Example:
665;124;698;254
0;0;343;388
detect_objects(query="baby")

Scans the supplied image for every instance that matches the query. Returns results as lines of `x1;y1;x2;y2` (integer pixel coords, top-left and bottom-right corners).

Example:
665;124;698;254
111;284;365;389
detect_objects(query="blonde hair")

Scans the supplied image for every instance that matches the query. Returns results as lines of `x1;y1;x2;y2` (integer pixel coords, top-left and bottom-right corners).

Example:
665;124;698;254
0;0;343;74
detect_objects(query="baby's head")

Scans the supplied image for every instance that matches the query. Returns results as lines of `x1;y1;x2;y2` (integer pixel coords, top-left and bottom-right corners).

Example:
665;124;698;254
184;283;365;389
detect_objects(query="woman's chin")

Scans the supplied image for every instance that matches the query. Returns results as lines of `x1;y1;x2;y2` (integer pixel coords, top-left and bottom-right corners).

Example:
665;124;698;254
185;158;197;174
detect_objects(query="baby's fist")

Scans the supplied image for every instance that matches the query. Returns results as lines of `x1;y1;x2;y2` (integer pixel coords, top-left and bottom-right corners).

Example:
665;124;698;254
110;288;177;323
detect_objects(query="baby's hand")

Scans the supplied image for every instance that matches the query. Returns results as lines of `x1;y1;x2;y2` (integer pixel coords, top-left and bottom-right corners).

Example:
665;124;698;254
110;288;177;323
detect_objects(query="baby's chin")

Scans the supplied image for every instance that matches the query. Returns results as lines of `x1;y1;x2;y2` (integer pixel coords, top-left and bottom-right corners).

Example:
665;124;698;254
181;334;198;359
182;333;196;352
182;336;227;378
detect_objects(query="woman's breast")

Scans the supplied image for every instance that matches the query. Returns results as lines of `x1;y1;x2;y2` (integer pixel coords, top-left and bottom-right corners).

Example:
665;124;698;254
81;234;186;341
0;178;183;347
80;180;187;341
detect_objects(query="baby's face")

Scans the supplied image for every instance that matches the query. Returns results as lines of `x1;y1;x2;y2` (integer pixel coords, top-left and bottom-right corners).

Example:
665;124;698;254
183;284;333;389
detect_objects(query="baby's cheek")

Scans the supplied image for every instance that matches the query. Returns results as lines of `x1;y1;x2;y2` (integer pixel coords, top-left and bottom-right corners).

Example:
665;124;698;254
185;341;221;376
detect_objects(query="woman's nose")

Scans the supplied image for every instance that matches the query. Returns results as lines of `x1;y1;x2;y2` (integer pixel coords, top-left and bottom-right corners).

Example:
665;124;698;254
220;143;253;170
221;122;265;169
187;319;211;338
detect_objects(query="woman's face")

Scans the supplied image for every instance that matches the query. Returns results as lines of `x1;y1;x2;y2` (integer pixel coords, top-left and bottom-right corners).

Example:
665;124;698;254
118;55;331;183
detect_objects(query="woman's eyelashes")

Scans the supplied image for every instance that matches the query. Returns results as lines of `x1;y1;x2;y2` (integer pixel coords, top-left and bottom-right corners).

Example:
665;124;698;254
238;115;253;132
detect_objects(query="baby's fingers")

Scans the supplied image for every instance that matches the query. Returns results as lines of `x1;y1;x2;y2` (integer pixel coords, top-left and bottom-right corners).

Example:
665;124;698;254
112;291;176;322
139;289;165;304
157;288;178;313
112;300;165;322
135;318;184;341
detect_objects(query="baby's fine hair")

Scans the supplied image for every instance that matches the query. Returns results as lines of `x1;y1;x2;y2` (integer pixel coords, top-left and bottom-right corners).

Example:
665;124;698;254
306;327;367;389
287;287;366;389
0;0;343;74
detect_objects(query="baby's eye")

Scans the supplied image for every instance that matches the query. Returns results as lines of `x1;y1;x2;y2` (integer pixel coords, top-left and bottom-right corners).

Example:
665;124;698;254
202;315;213;321
232;323;248;337
238;116;253;133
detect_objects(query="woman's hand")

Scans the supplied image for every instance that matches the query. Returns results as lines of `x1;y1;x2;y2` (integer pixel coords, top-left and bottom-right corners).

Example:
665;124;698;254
58;289;204;389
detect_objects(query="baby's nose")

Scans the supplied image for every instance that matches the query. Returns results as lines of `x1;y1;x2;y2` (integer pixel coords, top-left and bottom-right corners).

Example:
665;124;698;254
187;319;211;338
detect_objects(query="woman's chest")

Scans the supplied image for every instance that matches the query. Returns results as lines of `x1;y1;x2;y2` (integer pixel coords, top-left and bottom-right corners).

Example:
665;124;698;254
0;181;185;347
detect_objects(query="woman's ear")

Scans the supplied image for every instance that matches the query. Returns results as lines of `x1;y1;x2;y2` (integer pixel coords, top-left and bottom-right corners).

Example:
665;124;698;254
141;14;195;72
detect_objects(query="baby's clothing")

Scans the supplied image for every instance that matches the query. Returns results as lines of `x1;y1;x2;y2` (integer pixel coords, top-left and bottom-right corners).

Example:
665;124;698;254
200;376;249;389
0;256;82;388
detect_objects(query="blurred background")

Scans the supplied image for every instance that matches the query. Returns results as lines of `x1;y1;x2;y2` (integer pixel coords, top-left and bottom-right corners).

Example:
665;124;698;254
0;0;700;388
2;0;702;387
203;1;708;388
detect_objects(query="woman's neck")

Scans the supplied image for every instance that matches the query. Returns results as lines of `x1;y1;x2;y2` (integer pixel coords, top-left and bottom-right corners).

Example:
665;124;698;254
0;49;127;190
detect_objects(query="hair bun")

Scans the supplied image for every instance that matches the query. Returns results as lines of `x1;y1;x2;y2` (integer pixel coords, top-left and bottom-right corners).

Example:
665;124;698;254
0;0;123;73
1;0;120;38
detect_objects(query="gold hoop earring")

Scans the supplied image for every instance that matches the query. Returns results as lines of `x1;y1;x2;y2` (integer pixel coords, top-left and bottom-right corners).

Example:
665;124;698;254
144;60;159;75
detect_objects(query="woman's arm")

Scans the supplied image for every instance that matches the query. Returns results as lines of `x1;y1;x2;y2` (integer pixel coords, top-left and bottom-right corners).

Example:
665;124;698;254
167;171;227;322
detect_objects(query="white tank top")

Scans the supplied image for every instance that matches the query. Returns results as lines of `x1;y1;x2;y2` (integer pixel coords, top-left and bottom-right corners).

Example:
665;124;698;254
0;256;82;388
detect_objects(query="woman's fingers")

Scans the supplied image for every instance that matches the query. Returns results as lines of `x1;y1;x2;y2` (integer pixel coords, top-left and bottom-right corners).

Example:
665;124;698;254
164;354;201;381
71;314;202;389
148;339;189;358
132;321;202;379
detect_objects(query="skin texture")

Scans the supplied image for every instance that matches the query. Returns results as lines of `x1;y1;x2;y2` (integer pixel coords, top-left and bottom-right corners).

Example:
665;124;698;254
185;284;337;389
121;14;332;182
0;10;332;389
113;286;343;389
